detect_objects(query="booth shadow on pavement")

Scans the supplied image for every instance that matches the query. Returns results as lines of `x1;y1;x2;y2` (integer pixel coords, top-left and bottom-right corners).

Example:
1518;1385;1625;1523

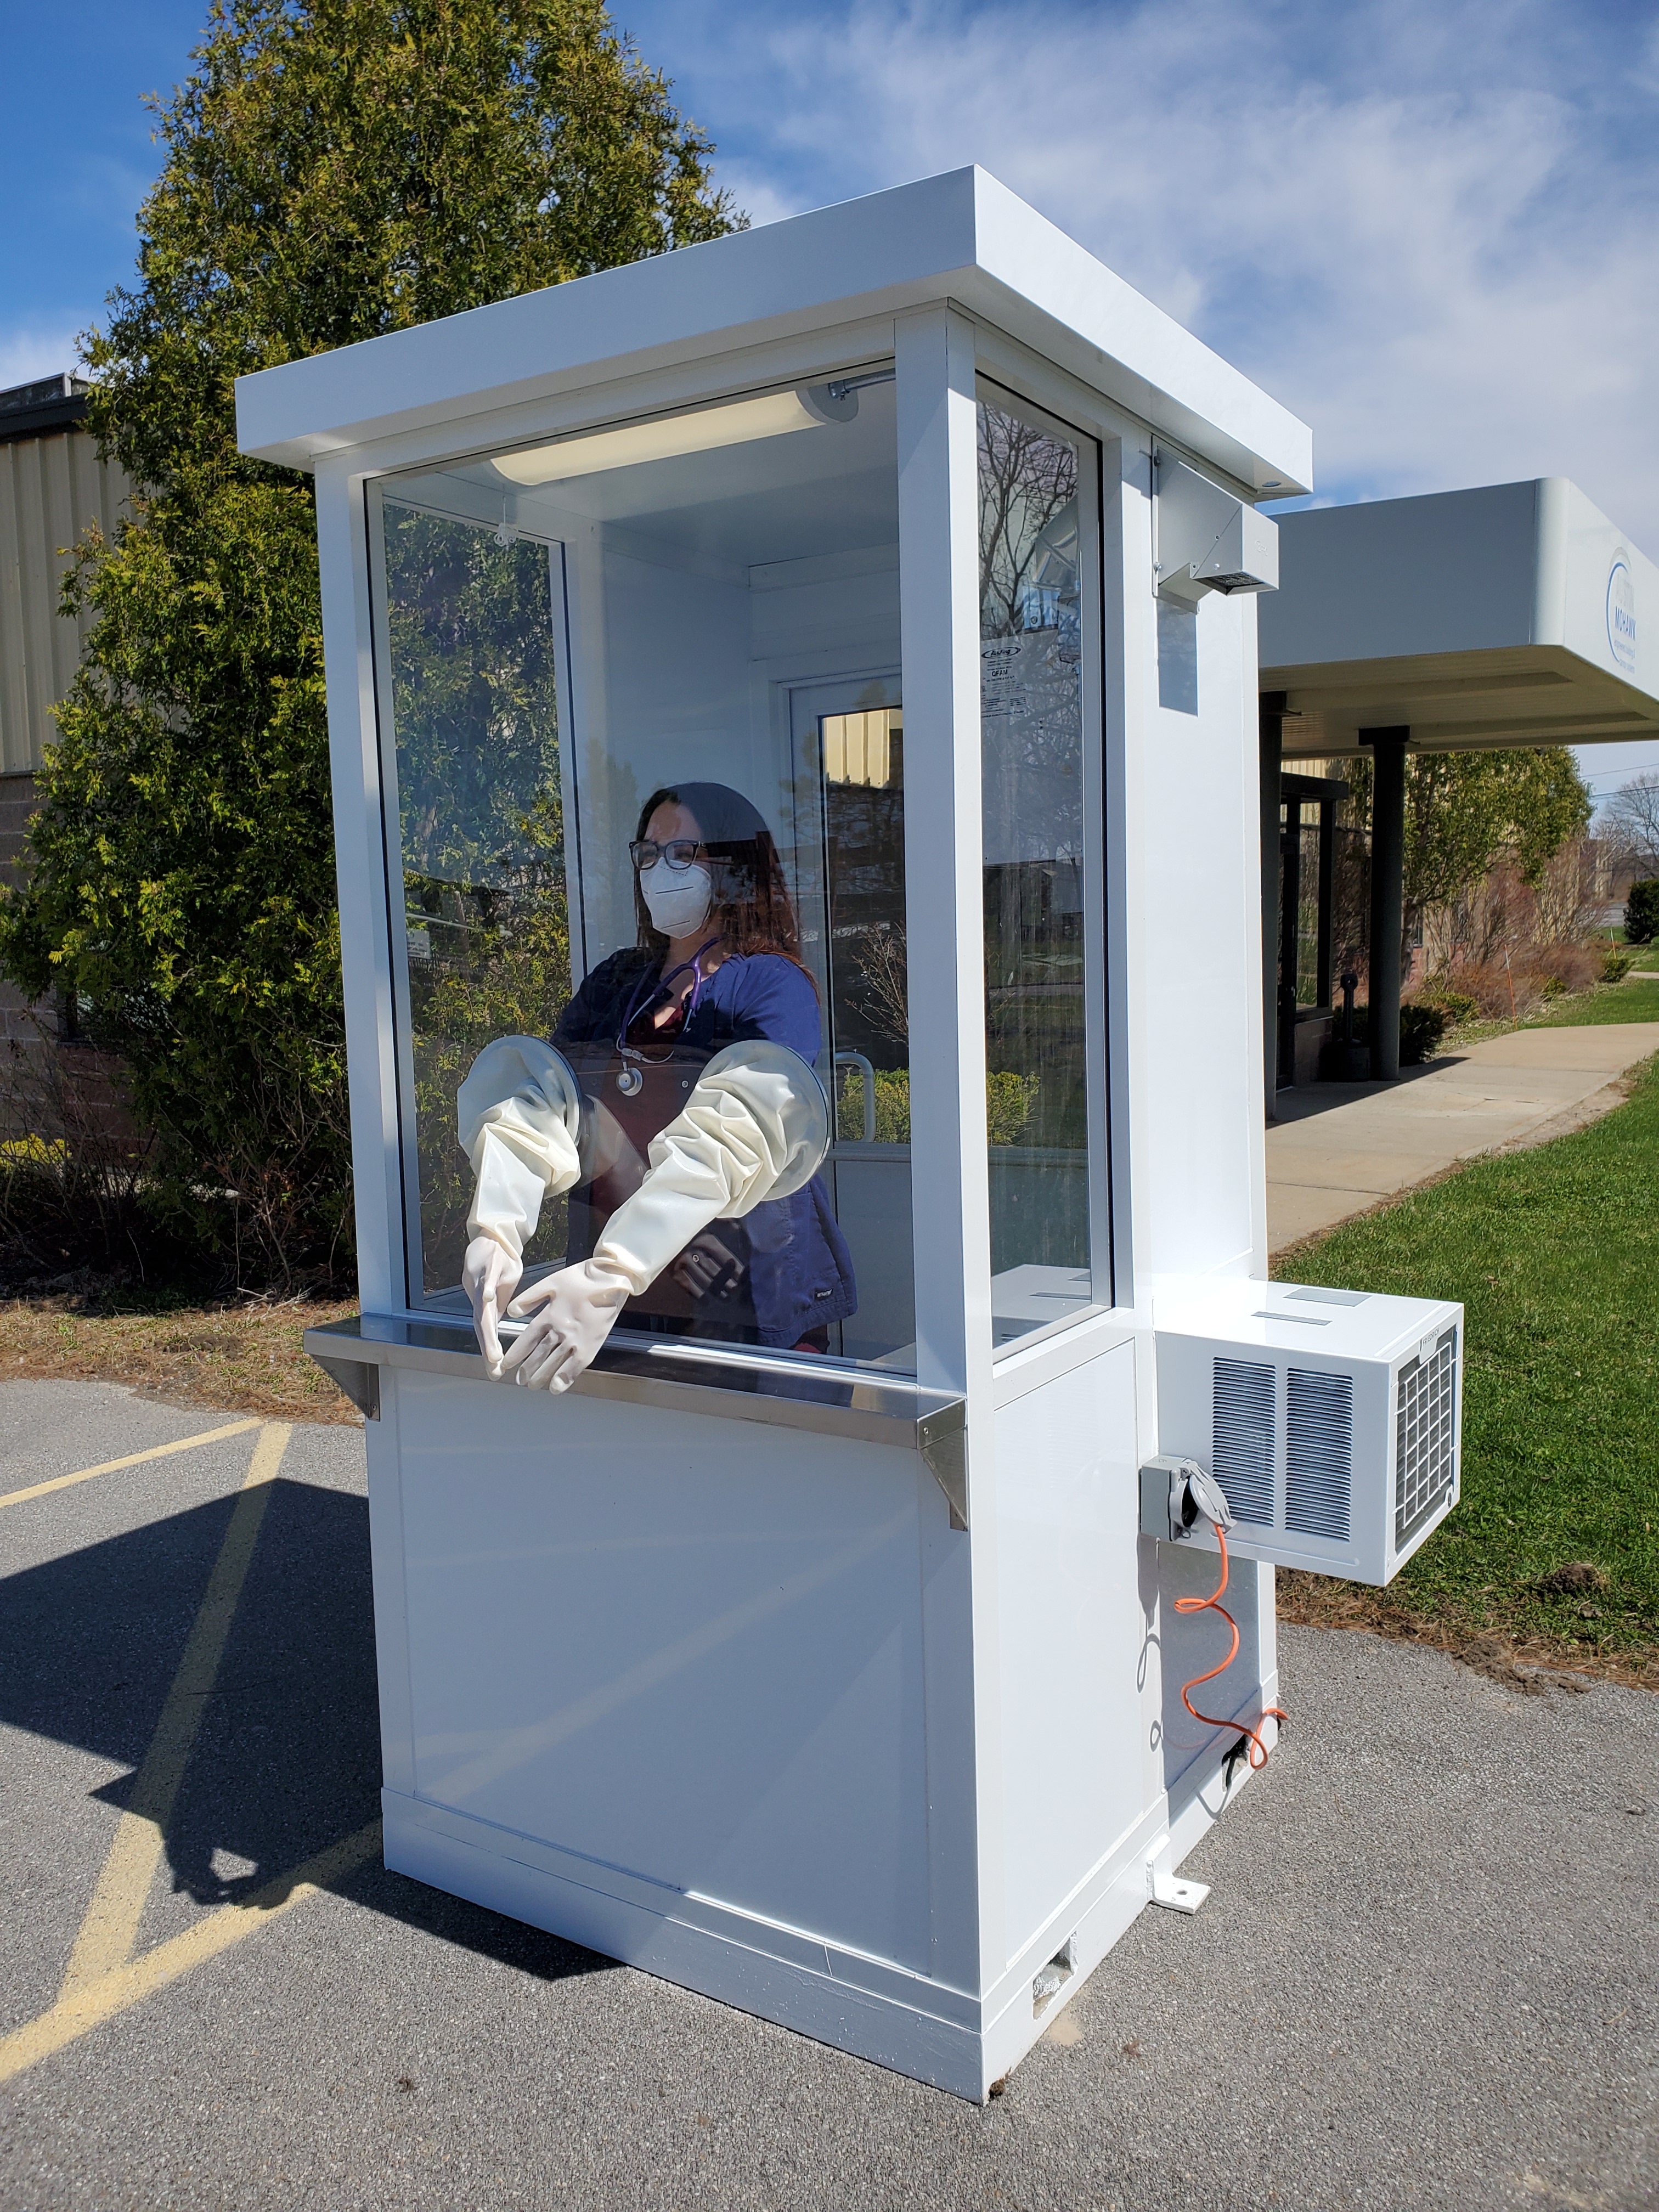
0;1470;610;1988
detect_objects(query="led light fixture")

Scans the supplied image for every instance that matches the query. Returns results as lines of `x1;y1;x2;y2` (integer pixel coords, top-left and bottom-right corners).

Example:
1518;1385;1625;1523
490;383;858;488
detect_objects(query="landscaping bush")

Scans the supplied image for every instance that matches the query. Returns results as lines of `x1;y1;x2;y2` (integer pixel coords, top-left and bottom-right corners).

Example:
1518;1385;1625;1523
1398;1002;1449;1064
1443;941;1604;1022
1626;879;1659;945
0;1038;195;1290
835;1066;1039;1146
1423;985;1479;1025
1447;963;1517;1019
1601;946;1635;983
986;1071;1042;1144
1525;940;1599;995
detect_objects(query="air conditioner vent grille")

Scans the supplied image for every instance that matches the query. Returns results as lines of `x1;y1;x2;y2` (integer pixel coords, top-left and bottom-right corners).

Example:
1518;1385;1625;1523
1285;1368;1353;1541
1395;1327;1458;1547
1212;1357;1275;1525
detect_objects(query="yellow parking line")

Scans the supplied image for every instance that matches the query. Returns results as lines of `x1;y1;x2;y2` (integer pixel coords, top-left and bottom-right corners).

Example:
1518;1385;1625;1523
60;1424;292;1995
0;1819;383;2085
0;1417;264;1511
0;1414;384;2090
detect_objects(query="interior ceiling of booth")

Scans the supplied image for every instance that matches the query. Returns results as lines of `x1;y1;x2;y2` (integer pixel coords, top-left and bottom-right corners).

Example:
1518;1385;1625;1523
1266;646;1659;759
411;381;899;577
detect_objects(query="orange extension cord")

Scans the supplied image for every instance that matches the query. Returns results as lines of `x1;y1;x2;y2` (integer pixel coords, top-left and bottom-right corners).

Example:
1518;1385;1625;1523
1172;1521;1288;1772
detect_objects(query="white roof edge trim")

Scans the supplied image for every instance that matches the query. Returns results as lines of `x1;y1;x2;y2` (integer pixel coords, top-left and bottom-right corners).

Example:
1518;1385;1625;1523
966;171;1309;496
234;165;1311;496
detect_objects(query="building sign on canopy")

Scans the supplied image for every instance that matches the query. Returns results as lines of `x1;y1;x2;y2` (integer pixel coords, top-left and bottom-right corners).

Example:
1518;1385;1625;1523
1607;553;1637;675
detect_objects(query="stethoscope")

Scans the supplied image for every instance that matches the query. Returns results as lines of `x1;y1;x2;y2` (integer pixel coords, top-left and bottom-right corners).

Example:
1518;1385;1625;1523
613;938;721;1096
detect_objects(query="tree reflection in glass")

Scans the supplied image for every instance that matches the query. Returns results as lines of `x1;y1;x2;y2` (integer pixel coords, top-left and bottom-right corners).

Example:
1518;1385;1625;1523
383;503;569;1296
978;396;1090;1297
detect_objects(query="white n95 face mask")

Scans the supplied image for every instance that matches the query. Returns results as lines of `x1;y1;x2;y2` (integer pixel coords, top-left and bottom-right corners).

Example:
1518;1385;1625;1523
639;859;713;938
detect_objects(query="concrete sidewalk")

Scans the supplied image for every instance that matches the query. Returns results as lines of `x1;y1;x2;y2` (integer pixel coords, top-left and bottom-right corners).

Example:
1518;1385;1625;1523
1267;1022;1659;1255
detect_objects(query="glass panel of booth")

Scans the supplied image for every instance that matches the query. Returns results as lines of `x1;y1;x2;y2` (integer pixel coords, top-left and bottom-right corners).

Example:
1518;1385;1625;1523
365;371;918;1372
977;381;1107;1350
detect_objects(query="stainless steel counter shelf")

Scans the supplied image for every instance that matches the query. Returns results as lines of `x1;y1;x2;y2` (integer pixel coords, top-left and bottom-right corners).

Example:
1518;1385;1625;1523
303;1314;970;1526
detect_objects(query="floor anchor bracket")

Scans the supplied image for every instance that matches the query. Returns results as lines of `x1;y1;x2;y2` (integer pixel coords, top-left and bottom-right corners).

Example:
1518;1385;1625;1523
1145;1838;1210;1915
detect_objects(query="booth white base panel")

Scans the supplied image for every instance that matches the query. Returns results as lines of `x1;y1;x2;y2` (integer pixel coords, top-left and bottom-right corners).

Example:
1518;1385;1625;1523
381;1696;1273;2103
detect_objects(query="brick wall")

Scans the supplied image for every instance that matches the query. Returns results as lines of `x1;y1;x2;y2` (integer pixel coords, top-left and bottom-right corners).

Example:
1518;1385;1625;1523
0;770;140;1148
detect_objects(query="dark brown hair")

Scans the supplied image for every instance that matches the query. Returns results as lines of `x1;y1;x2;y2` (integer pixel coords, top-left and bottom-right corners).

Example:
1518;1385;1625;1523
632;783;810;977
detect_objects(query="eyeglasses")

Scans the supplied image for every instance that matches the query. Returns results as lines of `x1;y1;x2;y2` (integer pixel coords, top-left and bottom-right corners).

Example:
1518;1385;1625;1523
629;838;703;872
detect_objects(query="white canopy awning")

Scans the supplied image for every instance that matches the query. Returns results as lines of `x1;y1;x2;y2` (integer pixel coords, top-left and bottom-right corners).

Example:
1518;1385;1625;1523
1259;479;1658;758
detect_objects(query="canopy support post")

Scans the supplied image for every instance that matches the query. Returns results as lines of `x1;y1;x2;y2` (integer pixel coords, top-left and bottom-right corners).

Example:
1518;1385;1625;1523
1362;727;1409;1083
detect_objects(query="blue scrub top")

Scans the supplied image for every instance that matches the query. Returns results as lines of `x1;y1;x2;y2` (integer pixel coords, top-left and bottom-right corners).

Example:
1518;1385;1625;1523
552;950;857;1350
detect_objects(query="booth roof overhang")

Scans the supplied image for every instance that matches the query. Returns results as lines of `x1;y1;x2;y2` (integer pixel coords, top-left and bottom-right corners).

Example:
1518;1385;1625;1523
234;166;1311;500
1260;478;1659;758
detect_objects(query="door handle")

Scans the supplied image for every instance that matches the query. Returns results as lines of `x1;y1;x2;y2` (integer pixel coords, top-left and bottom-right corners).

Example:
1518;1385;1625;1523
834;1051;877;1144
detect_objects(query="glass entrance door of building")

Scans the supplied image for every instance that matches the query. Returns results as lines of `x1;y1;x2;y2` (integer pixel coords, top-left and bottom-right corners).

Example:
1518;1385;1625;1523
1277;770;1350;1088
786;676;912;1363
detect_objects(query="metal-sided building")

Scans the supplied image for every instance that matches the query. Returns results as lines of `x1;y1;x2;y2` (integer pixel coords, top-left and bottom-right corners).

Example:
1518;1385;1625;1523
0;374;131;1056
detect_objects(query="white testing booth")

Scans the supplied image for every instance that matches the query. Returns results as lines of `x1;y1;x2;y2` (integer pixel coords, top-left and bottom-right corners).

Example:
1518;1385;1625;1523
238;167;1464;2100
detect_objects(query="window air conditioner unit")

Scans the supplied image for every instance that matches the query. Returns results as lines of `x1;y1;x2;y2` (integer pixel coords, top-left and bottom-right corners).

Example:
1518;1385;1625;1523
1145;1279;1463;1585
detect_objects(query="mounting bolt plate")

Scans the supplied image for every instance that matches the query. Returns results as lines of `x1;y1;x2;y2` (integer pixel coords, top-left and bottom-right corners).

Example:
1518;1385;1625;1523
1145;1837;1210;1915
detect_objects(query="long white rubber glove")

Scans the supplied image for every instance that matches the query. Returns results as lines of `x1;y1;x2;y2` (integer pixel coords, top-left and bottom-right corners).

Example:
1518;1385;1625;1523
499;1259;633;1391
462;1237;522;1380
458;1037;584;1373
501;1042;828;1392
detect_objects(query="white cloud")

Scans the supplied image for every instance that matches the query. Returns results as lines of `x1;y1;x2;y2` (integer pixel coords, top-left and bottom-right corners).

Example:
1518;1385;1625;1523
637;0;1659;545
718;168;800;233
0;325;91;391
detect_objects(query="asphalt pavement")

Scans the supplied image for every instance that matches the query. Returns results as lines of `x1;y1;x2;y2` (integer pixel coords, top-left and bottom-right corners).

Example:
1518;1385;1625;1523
1;1378;1654;2211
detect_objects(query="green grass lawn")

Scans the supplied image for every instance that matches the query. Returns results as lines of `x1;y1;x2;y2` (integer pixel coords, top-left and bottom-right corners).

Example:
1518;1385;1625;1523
1525;977;1659;1025
1274;1054;1659;1678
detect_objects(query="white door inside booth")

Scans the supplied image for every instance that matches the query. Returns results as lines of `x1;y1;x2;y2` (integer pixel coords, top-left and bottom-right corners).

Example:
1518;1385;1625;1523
786;676;915;1365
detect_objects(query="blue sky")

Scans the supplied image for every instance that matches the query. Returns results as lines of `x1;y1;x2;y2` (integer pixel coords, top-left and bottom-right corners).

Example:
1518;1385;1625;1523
4;0;1658;795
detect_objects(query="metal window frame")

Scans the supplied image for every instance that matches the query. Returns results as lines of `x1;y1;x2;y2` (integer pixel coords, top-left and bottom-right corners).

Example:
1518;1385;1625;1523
317;308;1137;1390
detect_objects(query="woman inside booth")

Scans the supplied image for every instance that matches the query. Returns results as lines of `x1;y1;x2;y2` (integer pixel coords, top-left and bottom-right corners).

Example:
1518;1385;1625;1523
459;782;856;1390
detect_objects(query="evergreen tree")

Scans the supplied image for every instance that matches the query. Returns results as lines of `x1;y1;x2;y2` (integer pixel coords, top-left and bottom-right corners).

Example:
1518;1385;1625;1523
0;0;740;1282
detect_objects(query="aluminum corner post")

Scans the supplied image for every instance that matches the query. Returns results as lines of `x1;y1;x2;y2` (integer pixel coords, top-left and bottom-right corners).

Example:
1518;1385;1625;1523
314;459;403;1308
894;301;999;2008
1101;435;1148;1317
896;305;994;1406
